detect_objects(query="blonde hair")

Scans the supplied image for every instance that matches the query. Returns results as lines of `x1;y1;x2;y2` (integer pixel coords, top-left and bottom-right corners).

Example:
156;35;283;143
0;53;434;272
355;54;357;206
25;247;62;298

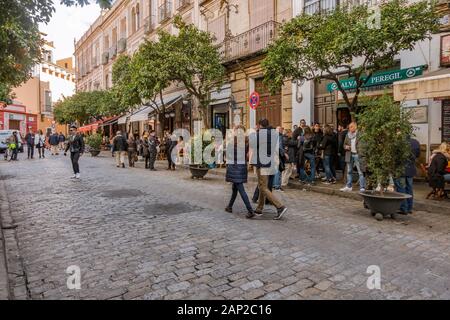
436;142;449;154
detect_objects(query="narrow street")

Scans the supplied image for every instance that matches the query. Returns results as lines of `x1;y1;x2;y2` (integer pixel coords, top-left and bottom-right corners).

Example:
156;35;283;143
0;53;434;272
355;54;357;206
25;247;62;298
0;153;450;300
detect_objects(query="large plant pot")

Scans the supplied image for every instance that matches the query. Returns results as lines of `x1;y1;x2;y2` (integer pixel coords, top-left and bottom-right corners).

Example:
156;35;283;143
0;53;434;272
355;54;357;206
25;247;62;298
90;149;101;157
360;191;412;221
189;165;209;179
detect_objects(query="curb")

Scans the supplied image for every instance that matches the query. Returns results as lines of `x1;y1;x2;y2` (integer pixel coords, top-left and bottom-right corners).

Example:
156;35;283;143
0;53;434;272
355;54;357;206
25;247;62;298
0;177;30;300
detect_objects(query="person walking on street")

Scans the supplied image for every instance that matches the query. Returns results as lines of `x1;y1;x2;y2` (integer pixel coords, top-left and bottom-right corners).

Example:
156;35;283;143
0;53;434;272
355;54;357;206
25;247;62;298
148;130;158;171
112;131;128;168
318;125;337;184
142;132;150;169
127;134;137;168
58;132;66;151
337;123;348;180
164;131;176;170
394;136;420;214
64;125;85;179
25;129;35;159
225;125;254;218
35;129;46;159
340;122;366;192
299;127;316;185
49;132;60;155
252;118;288;220
292;119;307;179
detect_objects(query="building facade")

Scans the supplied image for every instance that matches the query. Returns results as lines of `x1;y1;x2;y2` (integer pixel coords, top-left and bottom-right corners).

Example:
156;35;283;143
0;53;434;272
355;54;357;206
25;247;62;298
12;41;76;135
292;0;450;162
0;103;38;137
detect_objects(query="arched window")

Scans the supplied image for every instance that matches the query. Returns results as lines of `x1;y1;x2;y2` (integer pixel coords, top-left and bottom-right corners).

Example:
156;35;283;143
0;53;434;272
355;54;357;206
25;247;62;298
105;74;109;89
131;7;136;33
136;3;140;30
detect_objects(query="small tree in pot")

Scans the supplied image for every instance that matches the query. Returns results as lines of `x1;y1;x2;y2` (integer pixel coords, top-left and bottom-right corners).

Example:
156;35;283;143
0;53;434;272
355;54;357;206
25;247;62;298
357;94;414;220
86;133;103;157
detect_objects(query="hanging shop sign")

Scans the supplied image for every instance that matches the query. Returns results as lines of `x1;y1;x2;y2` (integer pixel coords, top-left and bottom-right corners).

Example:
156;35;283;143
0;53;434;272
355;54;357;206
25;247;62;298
327;65;425;93
249;91;260;110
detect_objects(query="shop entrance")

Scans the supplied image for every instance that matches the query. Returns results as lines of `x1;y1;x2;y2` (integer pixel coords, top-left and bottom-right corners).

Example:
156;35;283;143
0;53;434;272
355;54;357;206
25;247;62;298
211;103;229;137
255;78;281;127
336;107;352;128
9;120;20;130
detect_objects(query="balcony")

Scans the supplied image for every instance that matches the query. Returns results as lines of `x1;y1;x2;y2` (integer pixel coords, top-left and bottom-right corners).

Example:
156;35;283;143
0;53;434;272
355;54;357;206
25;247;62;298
118;38;127;53
102;52;109;65
109;45;117;60
144;17;155;34
219;21;280;63
176;0;190;11
159;1;172;24
437;0;450;31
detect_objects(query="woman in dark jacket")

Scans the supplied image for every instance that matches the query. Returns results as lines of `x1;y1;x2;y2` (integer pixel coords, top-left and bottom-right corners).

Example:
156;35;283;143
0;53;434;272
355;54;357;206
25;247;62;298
299;127;316;184
127;135;137;167
225;125;254;218
281;129;296;187
428;143;450;192
318;125;337;184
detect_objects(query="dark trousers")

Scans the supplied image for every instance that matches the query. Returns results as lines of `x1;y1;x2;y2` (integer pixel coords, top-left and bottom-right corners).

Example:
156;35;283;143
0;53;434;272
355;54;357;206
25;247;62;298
37;146;45;158
11;149;18;160
167;151;175;169
149;152;156;169
128;151;136;167
252;174;274;203
71;152;80;174
145;156;150;168
27;144;34;158
228;183;253;212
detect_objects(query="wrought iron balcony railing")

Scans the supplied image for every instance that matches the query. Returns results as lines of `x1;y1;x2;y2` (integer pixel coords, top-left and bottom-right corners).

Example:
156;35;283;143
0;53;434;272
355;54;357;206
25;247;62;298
219;21;280;63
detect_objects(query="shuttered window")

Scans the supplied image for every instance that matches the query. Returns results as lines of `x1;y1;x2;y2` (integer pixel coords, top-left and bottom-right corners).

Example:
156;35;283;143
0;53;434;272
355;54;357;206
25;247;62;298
207;15;225;44
250;0;274;28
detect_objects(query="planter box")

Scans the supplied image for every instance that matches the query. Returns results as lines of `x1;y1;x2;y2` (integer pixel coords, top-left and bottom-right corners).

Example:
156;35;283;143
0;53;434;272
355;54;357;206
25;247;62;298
189;165;209;179
360;190;411;221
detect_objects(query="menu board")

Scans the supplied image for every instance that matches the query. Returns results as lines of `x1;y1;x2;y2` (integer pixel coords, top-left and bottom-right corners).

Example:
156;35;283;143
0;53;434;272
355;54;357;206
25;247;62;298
443;100;450;143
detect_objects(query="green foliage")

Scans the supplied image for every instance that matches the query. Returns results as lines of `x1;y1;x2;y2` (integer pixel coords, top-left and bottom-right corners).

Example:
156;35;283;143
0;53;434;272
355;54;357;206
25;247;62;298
263;0;439;111
53;90;114;125
357;94;413;189
0;83;15;104
86;133;103;150
111;54;142;113
189;135;213;167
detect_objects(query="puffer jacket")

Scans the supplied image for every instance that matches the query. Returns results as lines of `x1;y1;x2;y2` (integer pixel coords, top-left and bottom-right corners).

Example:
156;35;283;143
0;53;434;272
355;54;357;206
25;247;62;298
225;138;248;184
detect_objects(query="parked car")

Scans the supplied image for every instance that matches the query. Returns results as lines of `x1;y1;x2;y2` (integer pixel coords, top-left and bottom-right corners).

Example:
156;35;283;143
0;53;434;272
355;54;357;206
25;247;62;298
0;130;24;153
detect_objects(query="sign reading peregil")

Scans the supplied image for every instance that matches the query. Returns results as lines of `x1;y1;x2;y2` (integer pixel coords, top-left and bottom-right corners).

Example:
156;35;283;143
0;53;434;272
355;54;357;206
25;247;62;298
327;65;425;92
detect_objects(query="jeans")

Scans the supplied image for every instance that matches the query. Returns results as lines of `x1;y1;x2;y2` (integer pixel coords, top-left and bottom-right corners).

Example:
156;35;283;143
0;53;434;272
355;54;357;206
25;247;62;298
346;154;365;189
228;183;253;212
394;177;414;213
323;155;336;181
70;152;80;174
300;152;315;183
256;168;283;211
273;169;282;189
27;144;34;158
37;146;45;158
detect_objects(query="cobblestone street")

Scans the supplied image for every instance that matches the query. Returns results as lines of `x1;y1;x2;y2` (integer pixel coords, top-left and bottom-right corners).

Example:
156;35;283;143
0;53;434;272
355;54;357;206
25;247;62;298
1;153;450;300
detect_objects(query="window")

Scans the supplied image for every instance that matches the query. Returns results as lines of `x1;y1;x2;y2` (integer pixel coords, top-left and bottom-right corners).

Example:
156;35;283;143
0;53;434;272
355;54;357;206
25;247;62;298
303;0;337;15
120;17;127;39
131;7;137;33
105;74;109;89
44;91;52;112
250;0;274;28
207;15;225;44
136;3;141;30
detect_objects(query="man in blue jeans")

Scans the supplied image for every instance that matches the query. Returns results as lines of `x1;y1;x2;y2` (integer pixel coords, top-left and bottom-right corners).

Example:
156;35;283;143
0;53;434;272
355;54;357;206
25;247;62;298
394;137;420;214
340;122;366;192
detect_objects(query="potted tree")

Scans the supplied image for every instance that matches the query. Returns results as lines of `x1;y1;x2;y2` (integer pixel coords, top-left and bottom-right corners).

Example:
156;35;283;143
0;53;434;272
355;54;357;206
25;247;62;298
357;94;414;221
188;134;212;179
86;133;103;157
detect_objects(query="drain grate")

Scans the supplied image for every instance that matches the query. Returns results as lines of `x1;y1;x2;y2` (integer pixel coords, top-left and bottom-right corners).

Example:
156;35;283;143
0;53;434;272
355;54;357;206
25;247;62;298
144;203;202;215
100;189;145;199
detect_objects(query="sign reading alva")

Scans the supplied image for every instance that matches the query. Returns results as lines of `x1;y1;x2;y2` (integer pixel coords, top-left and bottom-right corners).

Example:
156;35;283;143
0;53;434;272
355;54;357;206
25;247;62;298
327;65;425;92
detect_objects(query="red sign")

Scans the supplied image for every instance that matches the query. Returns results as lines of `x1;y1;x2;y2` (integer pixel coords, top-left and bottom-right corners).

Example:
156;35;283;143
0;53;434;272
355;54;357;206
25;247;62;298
249;91;260;110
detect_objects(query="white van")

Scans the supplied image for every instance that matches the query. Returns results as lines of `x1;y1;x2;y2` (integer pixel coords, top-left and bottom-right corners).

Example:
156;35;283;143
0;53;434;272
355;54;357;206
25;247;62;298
0;130;24;153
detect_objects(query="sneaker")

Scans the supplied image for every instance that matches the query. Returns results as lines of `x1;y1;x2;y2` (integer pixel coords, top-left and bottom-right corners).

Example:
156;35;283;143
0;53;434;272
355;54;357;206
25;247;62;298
122;163;125;168
340;186;353;192
330;179;337;184
322;181;332;185
254;210;263;216
274;206;288;220
279;187;285;192
75;173;81;179
225;207;232;213
321;177;327;182
70;175;77;179
360;188;366;192
246;211;255;219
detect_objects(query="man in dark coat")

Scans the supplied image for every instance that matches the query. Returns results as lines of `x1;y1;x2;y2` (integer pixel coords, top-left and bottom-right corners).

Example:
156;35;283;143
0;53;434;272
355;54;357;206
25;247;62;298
394;137;420;214
49;132;60;155
112;131;128;168
25;129;35;159
148;131;158;171
165;132;177;170
64;125;85;179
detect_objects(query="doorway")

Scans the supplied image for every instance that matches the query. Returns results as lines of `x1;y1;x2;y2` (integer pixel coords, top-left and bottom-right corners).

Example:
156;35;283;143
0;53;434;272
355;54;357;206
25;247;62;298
9;120;20;130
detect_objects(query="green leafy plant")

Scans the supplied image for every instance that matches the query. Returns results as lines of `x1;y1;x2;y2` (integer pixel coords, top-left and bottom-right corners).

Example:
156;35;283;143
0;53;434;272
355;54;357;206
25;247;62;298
86;133;103;151
357;94;413;192
263;0;439;112
189;135;214;168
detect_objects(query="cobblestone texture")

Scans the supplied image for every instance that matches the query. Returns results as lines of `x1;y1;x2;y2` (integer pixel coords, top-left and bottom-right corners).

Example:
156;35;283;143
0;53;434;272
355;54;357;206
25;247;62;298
0;152;450;300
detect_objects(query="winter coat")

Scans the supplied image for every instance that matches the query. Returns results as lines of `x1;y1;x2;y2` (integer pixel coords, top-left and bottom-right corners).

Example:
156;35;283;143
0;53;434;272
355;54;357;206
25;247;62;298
65;134;85;153
428;152;449;189
112;135;128;152
302;133;316;155
58;134;65;142
142;138;150;157
404;138;420;178
283;135;297;164
225;138;248;184
49;134;59;146
34;134;45;148
148;136;158;154
337;129;348;156
127;137;137;152
255;127;274;169
343;131;367;172
25;133;35;146
318;134;337;157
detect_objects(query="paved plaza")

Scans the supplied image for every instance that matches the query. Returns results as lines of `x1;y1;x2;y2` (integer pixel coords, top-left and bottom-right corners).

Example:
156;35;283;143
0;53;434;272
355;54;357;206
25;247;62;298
0;153;449;300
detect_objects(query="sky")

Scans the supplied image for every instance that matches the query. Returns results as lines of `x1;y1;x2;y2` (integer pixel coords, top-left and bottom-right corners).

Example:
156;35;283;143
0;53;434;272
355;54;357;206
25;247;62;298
39;2;102;61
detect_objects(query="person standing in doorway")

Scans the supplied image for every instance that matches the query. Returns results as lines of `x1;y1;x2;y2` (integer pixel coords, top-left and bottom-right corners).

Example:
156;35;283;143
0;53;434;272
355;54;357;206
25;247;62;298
112;131;128;168
35;129;46;159
64;125;85;179
25;129;35;159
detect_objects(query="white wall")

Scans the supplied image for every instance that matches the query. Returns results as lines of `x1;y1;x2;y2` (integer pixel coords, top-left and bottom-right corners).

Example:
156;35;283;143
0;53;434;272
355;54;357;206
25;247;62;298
40;72;76;103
